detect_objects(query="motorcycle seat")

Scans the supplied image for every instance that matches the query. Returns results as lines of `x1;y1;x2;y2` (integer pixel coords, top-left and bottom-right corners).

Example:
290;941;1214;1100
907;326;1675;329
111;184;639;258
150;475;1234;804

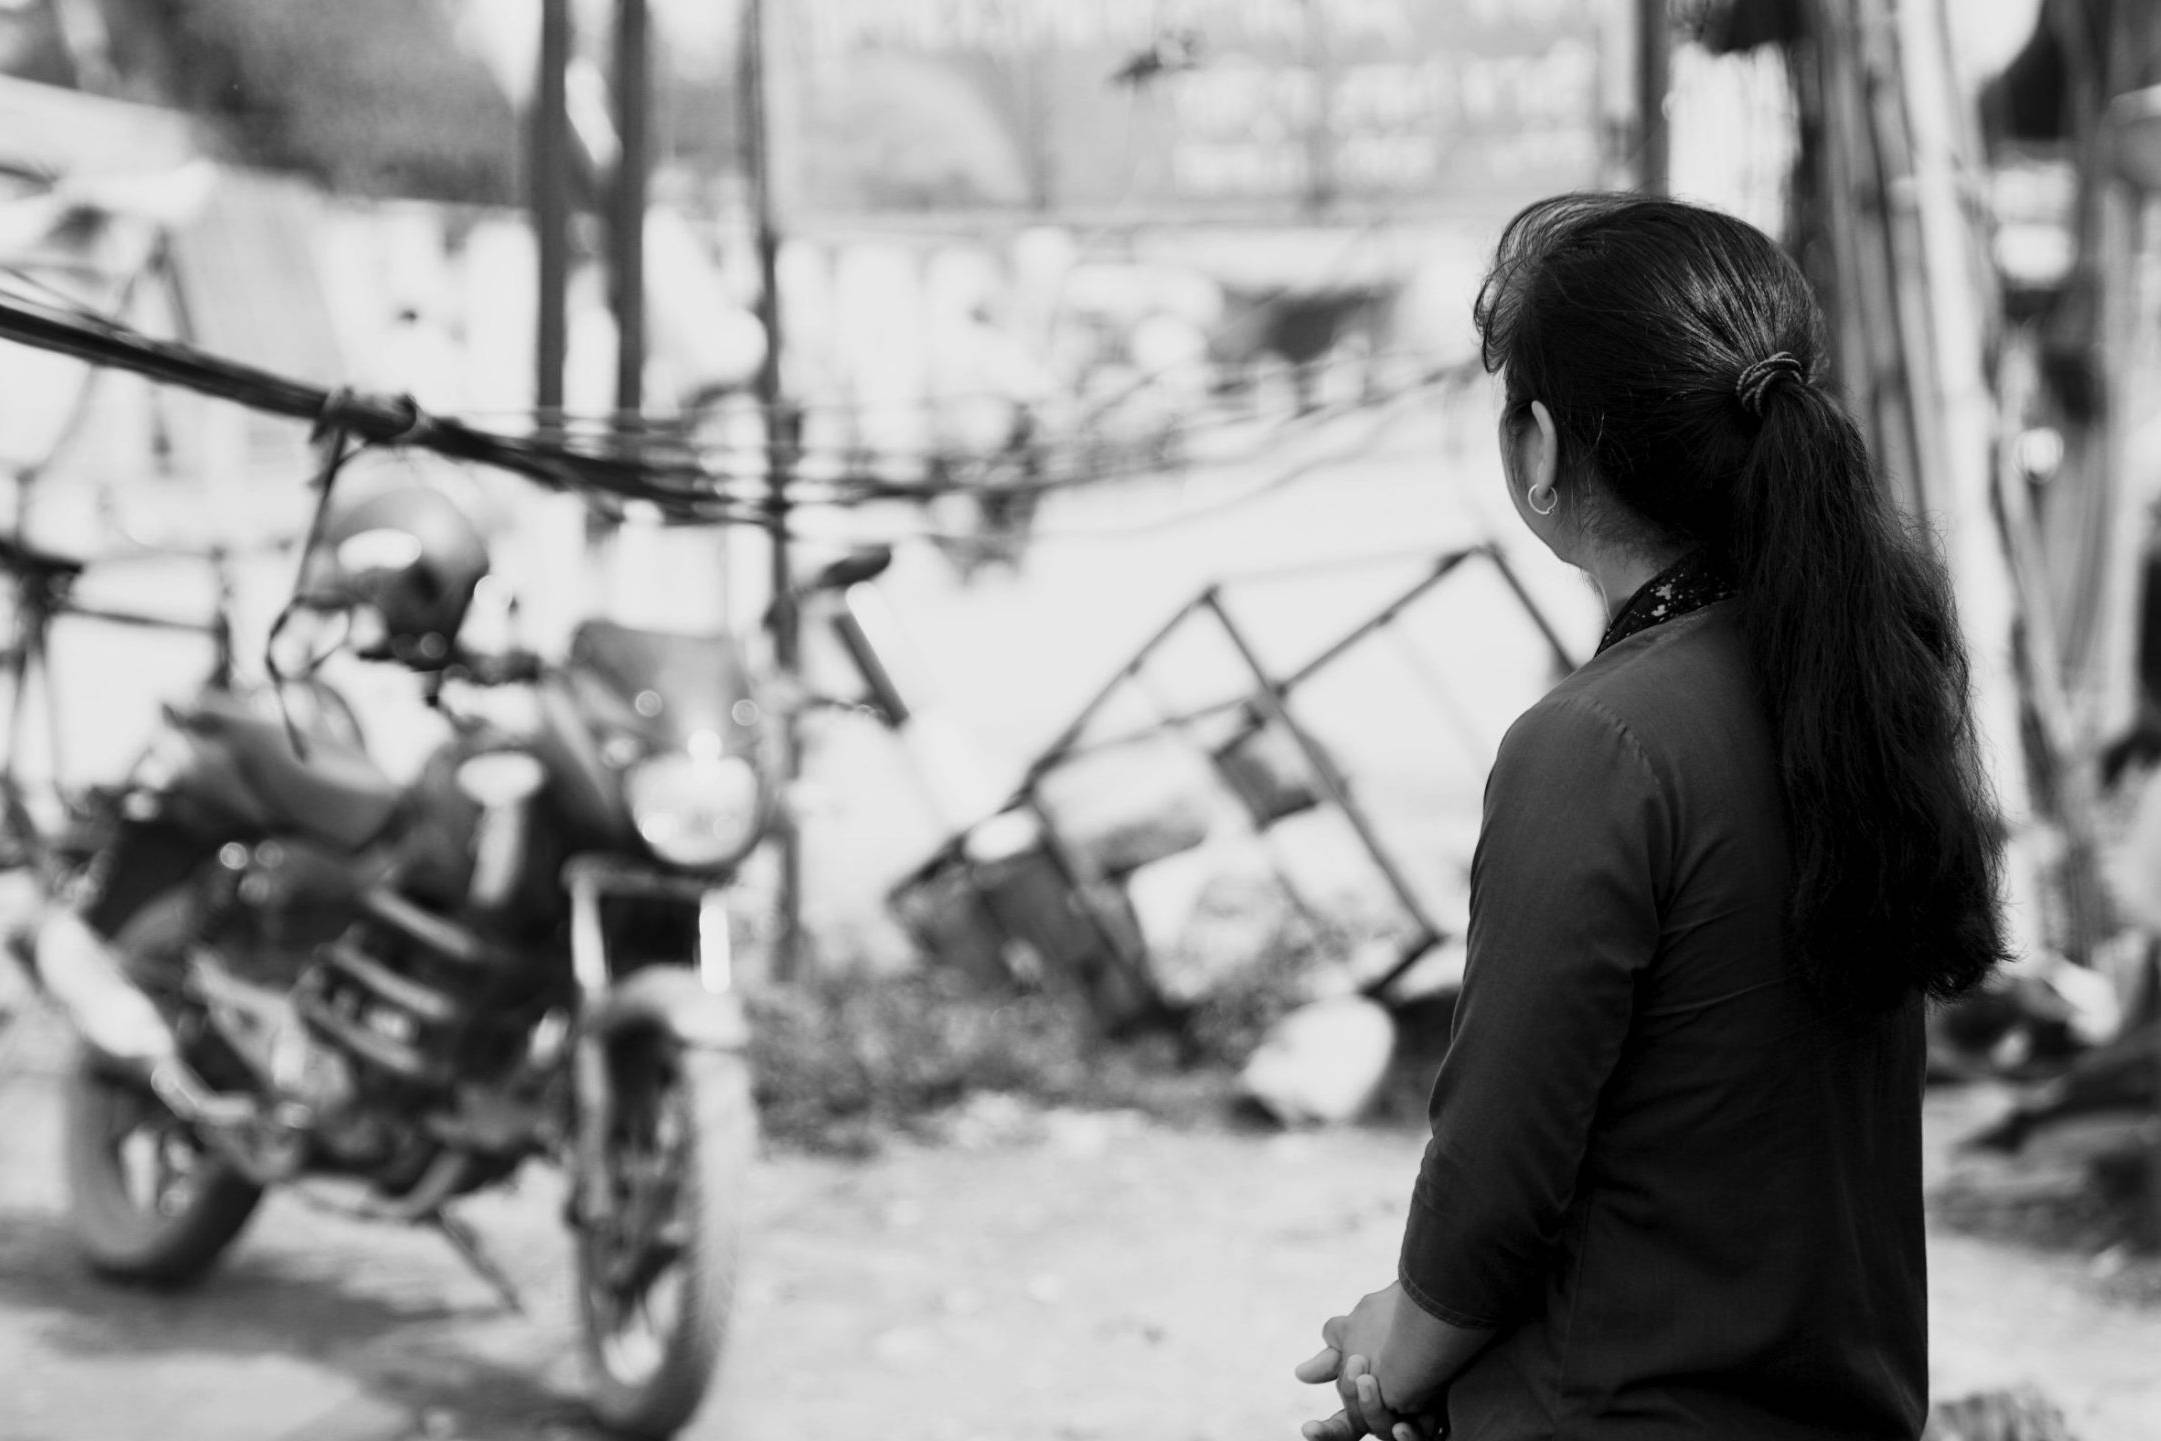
187;694;402;851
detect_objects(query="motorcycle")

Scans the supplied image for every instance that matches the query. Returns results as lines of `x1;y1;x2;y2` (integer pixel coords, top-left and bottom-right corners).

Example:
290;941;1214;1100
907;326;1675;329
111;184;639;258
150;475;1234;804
33;471;870;1437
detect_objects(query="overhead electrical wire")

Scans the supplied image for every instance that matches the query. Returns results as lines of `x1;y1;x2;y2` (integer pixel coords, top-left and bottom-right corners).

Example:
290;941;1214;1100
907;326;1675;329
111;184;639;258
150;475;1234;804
895;376;1453;548
0;279;766;525
431;342;1460;438
682;358;1485;503
0;277;1483;532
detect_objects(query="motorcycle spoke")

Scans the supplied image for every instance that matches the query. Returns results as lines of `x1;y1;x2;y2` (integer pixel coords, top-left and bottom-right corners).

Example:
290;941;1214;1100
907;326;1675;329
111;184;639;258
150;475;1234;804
595;1266;684;1383
606;1218;685;1295
153;1132;203;1217
116;1130;158;1209
116;1118;193;1216
102;1083;151;1148
599;1289;667;1381
603;1099;690;1293
602;1169;682;1286
584;1044;714;1390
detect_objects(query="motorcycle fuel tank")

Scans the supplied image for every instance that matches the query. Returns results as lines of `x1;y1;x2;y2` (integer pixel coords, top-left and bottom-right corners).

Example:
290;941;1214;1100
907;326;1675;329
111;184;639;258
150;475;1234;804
144;686;402;851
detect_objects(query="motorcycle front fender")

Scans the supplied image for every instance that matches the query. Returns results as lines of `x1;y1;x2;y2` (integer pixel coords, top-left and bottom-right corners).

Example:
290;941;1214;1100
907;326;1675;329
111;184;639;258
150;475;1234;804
583;965;748;1052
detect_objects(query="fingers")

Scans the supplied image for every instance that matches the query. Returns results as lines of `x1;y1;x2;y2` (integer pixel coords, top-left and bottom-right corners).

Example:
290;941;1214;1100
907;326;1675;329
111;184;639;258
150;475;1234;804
1301;1409;1359;1441
1356;1371;1403;1437
1391;1410;1445;1441
1303;1403;1434;1441
1333;1350;1365;1422
1330;1353;1417;1441
1303;1312;1406;1441
1336;1352;1398;1439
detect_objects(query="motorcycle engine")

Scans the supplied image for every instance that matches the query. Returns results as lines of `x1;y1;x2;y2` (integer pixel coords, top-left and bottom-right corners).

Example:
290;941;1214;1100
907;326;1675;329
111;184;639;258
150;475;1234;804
206;838;363;987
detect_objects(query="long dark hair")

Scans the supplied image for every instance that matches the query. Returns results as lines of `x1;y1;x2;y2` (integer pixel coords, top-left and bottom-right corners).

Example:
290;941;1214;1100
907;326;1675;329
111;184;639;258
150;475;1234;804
1475;193;2006;1006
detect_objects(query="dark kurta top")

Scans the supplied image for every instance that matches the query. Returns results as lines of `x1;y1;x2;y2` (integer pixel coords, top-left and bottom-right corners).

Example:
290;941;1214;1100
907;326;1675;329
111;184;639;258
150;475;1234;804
1398;598;1927;1440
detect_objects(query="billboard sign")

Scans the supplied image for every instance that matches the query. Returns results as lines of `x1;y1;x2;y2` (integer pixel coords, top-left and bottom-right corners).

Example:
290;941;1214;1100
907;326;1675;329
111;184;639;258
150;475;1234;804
791;0;1610;215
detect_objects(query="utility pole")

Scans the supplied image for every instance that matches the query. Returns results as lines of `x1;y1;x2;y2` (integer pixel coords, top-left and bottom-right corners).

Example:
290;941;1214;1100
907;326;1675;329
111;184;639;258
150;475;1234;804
741;0;801;980
533;0;573;431
1636;0;1671;194
610;0;650;430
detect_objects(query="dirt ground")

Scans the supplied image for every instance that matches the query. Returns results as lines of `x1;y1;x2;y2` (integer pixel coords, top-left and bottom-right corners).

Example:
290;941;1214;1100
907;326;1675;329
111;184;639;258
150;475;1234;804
1;1009;2158;1441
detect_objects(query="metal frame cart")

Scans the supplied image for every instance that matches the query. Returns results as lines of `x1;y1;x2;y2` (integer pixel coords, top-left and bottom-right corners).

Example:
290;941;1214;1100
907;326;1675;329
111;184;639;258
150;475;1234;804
889;543;1579;1031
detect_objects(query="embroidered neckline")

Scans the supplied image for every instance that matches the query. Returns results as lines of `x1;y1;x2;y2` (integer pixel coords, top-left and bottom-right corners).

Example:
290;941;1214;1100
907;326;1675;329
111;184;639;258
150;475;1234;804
1596;551;1736;655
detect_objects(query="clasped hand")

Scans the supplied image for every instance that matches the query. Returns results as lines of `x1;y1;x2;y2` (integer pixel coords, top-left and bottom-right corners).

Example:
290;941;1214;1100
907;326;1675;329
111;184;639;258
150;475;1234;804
1294;1283;1445;1441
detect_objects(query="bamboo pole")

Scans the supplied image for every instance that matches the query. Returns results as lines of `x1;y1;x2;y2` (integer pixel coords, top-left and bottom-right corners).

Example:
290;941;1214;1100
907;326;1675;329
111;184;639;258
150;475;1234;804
2035;0;2120;735
610;0;650;428
2090;4;2161;1250
1636;0;1671;193
1868;0;1948;516
532;0;572;431
1887;0;2040;960
741;0;801;980
2091;0;2154;759
1809;0;1923;512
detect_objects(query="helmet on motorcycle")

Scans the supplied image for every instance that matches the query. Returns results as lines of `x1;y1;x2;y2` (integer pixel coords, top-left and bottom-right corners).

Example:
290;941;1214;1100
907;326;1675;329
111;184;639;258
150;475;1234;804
305;483;490;670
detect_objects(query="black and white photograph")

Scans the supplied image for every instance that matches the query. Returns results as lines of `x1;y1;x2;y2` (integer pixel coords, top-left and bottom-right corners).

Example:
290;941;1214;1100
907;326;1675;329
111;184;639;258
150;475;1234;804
0;1;2155;1438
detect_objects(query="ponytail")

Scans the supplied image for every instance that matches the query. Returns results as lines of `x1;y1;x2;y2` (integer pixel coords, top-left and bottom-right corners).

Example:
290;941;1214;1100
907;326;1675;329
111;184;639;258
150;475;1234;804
1727;387;2005;1004
1477;193;2008;1006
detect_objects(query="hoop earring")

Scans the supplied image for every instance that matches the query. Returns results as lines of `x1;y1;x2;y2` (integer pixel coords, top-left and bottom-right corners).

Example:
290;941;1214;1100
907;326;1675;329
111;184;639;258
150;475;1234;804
1528;484;1558;517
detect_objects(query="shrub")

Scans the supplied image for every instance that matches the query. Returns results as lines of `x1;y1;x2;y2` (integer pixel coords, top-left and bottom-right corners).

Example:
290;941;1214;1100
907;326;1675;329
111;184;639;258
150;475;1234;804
745;968;1208;1155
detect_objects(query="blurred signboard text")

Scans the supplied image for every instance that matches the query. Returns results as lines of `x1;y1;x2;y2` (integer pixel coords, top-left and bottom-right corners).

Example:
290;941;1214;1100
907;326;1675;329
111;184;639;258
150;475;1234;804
790;0;1606;216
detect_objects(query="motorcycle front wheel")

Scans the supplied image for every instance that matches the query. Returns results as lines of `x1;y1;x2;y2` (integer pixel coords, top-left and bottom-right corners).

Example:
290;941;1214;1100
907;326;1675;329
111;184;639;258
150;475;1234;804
575;1032;754;1439
62;1048;262;1284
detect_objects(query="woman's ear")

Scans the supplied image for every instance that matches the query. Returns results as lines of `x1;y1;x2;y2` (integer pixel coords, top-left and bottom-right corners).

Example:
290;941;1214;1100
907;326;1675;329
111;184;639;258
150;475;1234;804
1526;399;1559;496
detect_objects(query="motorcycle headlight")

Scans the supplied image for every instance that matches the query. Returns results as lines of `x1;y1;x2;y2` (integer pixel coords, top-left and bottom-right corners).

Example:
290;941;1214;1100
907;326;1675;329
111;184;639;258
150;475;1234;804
625;752;764;869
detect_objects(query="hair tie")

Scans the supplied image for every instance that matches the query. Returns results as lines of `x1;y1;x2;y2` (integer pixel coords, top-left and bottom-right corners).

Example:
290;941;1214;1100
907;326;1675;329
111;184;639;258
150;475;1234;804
1736;352;1805;418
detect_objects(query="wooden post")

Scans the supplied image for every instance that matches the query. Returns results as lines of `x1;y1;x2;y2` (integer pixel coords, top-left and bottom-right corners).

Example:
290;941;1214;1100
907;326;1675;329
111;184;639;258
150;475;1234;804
1888;0;2043;966
2096;1;2161;1258
1813;0;1927;519
742;0;801;980
532;0;572;431
1636;0;1671;194
610;0;651;429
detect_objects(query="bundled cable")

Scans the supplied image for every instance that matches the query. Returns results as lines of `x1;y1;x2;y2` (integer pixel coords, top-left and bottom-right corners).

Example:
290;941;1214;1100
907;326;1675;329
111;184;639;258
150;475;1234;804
0;279;1484;524
0;284;767;526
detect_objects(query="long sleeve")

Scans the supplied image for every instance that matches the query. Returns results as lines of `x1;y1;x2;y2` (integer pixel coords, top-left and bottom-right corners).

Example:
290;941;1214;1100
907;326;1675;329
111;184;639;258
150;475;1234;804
1398;694;1669;1327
